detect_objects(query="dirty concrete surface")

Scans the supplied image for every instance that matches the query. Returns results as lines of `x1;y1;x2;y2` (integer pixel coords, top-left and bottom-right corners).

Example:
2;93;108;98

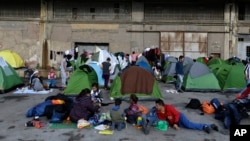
0;78;249;141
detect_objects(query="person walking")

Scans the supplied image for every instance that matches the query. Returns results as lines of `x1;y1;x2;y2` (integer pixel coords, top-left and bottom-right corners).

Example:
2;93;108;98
60;54;68;89
175;55;185;92
243;57;250;86
100;57;111;90
237;57;250;95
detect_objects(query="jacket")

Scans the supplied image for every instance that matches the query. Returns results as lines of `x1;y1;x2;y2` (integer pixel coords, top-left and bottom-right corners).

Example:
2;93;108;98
157;104;180;126
70;95;99;122
110;106;125;123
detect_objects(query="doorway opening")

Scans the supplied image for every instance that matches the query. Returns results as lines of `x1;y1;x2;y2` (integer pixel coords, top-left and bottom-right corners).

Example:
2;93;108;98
74;42;109;59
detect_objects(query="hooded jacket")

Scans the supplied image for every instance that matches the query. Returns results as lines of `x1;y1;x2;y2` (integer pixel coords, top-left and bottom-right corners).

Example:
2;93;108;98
70;95;99;122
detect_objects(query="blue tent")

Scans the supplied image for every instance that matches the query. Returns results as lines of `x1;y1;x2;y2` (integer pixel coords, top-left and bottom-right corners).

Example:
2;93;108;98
137;61;154;75
87;62;105;86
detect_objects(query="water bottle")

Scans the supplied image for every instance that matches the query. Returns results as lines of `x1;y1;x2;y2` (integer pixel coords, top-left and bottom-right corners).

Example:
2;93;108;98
137;116;143;126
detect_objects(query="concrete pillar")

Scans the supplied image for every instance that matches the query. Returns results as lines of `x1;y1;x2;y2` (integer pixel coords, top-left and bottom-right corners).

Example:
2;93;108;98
39;0;48;69
131;1;144;53
224;3;236;59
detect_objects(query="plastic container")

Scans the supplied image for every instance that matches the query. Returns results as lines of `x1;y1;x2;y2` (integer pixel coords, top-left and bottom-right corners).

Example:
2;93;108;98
156;120;168;131
137;116;143;126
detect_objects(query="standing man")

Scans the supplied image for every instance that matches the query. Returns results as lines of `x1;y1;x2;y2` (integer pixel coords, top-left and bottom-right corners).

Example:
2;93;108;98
131;51;138;65
100;57;111;90
238;57;250;94
175;55;184;92
244;57;250;86
60;54;67;89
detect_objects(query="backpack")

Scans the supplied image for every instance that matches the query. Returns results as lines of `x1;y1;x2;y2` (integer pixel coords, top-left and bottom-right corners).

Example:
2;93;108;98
201;101;215;114
138;104;149;115
186;98;201;109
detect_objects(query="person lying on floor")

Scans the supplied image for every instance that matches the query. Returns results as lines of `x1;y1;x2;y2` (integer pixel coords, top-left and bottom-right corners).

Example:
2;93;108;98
142;99;219;135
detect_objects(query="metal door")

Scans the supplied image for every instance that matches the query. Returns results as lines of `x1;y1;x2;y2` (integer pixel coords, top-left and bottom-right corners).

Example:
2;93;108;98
161;32;208;58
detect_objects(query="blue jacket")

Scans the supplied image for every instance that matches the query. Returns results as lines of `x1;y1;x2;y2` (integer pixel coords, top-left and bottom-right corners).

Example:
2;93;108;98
175;61;184;75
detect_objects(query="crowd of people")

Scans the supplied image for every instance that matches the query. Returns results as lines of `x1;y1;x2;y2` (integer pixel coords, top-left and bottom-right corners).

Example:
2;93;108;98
66;88;220;134
26;49;250;136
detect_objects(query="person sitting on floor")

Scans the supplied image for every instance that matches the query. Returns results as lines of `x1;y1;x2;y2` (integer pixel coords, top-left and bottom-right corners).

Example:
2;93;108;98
69;88;101;123
124;94;142;125
91;82;103;105
30;70;44;91
110;98;126;131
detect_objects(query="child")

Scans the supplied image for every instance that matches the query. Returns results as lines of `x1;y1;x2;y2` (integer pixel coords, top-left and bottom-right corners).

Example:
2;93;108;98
91;83;103;105
124;94;142;125
110;98;126;131
48;67;57;88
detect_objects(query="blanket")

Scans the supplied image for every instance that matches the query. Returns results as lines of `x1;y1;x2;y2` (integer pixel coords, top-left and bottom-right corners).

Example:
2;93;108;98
49;122;77;129
13;87;52;94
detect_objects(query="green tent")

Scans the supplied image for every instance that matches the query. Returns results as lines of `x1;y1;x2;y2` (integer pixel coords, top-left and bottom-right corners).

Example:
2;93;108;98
162;56;177;83
209;63;245;92
0;57;23;93
110;66;163;100
207;58;225;66
225;57;242;65
183;62;221;92
196;57;209;64
64;65;98;95
72;56;89;70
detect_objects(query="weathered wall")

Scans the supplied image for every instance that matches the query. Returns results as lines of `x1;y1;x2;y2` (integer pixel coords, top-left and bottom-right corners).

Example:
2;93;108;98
0;21;40;68
207;33;225;58
0;1;242;70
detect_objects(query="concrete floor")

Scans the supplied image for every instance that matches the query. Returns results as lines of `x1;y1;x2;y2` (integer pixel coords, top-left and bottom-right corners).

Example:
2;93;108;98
0;78;249;141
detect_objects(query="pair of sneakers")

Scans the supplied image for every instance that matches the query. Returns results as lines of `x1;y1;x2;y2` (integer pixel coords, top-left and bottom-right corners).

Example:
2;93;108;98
203;124;219;134
25;116;45;128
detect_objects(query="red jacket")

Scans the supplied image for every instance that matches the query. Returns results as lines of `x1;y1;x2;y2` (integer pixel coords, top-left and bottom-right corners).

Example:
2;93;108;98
157;104;180;126
237;86;250;99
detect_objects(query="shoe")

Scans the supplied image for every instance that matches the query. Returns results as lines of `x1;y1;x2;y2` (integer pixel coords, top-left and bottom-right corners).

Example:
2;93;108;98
142;120;150;135
203;126;210;134
177;89;184;93
25;121;34;127
211;124;219;131
33;116;39;121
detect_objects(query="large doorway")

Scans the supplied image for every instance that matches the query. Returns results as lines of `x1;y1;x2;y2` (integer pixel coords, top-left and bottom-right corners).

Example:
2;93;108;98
74;42;109;59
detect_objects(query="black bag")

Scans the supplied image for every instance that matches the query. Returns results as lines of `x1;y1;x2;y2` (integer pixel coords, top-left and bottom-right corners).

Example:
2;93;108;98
186;98;201;109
